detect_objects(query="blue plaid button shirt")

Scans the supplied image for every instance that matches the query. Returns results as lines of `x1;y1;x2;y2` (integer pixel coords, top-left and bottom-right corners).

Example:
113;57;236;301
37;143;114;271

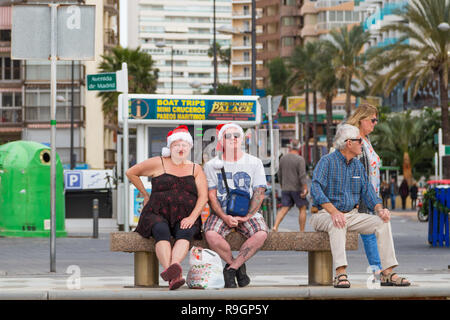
311;150;382;212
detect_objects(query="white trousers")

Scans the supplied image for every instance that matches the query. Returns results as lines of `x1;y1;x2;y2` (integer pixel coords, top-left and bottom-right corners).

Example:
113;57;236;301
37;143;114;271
310;209;399;270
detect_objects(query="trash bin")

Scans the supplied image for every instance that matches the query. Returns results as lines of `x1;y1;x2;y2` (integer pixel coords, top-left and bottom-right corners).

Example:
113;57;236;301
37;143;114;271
0;141;66;237
427;184;449;247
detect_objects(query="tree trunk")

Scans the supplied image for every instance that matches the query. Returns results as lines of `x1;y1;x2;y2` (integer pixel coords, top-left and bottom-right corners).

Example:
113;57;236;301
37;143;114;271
304;84;310;166
313;90;318;164
326;95;334;151
345;74;352;119
439;69;450;179
403;151;413;186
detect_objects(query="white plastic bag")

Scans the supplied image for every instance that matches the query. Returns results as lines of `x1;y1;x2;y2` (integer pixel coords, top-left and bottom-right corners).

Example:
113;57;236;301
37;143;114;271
186;246;224;289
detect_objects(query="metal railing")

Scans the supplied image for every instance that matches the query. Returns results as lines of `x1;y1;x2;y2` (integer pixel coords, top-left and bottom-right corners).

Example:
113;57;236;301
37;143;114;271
24;105;84;122
0;108;22;124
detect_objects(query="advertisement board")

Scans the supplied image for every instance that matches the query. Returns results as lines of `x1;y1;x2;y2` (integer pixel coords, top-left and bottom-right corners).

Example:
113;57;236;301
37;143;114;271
118;94;261;126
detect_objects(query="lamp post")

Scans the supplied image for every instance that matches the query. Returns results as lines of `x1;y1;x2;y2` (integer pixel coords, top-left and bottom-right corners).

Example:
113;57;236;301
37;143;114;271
251;0;256;95
156;42;174;94
213;0;218;94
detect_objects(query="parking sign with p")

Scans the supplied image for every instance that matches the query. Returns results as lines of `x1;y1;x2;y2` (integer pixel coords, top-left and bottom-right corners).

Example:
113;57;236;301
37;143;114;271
64;171;82;190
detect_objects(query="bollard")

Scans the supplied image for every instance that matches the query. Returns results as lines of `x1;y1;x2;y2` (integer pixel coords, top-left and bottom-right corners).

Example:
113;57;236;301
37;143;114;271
93;198;99;239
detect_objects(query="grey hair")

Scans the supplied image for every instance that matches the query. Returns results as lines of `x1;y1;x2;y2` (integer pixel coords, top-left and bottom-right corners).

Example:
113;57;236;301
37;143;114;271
333;123;360;150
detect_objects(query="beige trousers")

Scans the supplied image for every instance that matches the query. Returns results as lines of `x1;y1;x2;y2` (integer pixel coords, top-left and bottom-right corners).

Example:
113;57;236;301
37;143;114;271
310;209;399;271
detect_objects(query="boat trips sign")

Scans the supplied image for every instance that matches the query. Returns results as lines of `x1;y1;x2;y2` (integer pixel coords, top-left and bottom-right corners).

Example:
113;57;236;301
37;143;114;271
118;94;261;126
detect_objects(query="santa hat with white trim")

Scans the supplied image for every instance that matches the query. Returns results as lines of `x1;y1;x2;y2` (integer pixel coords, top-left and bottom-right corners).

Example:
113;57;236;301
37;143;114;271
211;122;244;169
161;125;193;157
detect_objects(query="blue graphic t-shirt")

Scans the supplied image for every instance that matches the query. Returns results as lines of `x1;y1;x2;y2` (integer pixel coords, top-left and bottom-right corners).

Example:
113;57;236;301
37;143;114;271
204;153;267;212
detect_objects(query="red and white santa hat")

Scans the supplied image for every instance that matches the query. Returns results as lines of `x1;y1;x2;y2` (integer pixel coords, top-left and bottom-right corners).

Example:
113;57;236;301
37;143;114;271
161;125;193;157
211;122;245;169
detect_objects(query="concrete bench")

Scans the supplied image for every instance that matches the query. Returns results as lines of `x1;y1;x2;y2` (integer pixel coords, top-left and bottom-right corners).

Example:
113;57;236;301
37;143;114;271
110;231;358;287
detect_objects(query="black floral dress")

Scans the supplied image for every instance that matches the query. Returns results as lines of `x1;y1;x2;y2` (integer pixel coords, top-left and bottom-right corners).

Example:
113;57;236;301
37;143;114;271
134;157;202;240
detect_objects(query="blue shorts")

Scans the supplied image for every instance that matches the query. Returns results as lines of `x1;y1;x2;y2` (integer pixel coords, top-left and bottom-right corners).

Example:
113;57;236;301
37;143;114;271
281;191;308;209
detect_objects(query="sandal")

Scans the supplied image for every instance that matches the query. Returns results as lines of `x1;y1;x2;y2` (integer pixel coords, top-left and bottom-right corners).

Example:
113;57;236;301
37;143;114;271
160;263;182;282
334;273;351;288
169;276;186;290
380;272;411;287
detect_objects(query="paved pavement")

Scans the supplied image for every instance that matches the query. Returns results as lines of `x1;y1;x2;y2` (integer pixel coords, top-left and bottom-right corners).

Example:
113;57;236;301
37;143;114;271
0;208;449;300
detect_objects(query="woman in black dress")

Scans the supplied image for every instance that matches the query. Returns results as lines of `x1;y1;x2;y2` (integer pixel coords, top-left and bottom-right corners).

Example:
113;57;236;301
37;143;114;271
126;125;208;290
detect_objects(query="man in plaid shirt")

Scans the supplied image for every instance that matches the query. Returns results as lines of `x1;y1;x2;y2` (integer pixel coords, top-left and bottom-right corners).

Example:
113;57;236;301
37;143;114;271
310;124;410;288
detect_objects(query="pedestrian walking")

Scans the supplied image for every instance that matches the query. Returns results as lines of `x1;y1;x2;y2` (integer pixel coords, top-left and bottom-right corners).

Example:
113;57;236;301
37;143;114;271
399;179;409;210
310;124;410;288
203;123;268;288
381;180;390;209
346;103;382;272
272;139;308;232
410;182;418;210
126;125;208;290
389;177;399;210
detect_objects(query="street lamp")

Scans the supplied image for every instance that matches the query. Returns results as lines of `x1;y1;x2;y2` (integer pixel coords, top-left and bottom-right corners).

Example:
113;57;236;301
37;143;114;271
190;80;202;94
437;22;450;32
155;41;174;94
213;0;218;94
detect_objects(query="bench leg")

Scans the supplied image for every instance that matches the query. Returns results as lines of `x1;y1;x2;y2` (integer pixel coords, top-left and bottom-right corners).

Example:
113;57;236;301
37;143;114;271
308;251;333;286
134;252;159;287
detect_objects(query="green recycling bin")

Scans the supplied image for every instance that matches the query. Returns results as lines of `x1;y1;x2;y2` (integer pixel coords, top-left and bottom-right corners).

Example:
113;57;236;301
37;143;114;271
0;141;66;237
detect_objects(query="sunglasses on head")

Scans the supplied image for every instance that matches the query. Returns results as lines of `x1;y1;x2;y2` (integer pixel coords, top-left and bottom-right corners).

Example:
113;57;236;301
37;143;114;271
224;132;241;139
346;138;363;144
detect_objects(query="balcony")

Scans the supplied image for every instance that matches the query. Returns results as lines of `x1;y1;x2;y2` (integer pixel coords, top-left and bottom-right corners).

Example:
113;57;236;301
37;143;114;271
257;32;280;43
104;0;119;15
0;108;22;125
315;0;354;8
257;15;280;25
232;73;251;81
24;105;84;123
232;11;252;19
280;5;302;17
25;64;84;83
104;28;119;48
316;21;349;32
257;50;280;61
280;25;302;37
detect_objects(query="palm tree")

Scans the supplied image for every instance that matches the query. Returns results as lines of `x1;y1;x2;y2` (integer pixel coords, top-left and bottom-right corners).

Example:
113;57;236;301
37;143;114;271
314;43;340;151
98;46;158;126
208;43;232;84
371;110;439;185
324;25;371;119
368;0;450;178
289;41;323;165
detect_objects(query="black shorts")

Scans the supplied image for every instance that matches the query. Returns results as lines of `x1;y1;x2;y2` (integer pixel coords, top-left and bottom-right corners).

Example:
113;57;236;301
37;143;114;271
151;221;198;243
281;190;309;209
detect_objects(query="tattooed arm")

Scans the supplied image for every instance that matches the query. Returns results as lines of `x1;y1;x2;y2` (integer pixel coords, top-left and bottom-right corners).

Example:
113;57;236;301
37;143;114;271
236;187;266;223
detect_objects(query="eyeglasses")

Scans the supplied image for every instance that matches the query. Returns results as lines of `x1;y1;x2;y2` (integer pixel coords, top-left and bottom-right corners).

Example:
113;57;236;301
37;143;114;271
371;118;379;124
345;138;363;144
224;132;241;139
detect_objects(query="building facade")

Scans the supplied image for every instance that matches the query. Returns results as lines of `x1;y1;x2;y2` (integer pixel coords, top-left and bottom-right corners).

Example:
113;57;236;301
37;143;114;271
0;1;119;170
230;0;264;88
127;0;232;95
256;0;303;88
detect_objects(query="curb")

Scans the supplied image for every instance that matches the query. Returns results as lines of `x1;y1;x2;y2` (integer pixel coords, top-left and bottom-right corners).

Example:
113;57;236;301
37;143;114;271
1;286;449;300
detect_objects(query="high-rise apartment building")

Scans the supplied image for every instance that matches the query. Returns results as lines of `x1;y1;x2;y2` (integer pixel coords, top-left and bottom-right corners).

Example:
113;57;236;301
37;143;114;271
229;0;263;88
127;0;232;95
300;0;364;43
256;0;303;88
